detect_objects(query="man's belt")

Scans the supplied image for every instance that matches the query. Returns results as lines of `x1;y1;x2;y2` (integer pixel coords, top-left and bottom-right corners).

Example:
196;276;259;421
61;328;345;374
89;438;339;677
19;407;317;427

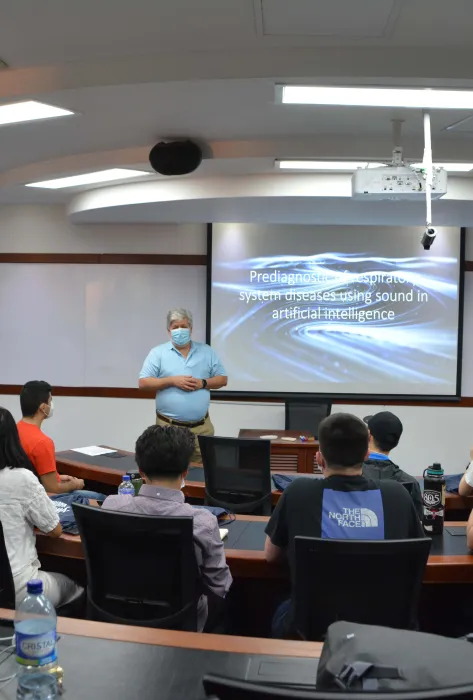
156;411;208;428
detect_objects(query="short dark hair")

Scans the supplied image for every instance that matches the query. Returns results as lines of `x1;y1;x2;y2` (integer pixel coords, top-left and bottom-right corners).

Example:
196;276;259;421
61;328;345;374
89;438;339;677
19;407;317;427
20;381;52;417
135;425;194;478
0;407;35;473
318;413;368;469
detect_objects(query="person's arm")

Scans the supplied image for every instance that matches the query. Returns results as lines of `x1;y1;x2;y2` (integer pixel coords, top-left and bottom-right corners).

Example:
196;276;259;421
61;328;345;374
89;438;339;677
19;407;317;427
40;471;84;495
264;536;285;564
192;350;228;391
25;477;62;537
138;347;195;392
467;509;473;550
46;522;63;538
459;454;473;496
264;491;289;563
33;440;84;494
198;517;232;599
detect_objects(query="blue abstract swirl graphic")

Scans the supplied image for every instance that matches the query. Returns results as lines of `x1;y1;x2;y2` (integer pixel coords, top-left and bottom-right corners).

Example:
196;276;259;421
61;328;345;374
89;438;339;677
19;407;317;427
212;253;459;386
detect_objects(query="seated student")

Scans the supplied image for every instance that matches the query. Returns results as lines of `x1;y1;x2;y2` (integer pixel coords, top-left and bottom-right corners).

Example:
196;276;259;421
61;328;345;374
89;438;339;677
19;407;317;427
102;424;232;631
0;407;83;607
17;380;103;499
265;412;424;638
363;411;422;518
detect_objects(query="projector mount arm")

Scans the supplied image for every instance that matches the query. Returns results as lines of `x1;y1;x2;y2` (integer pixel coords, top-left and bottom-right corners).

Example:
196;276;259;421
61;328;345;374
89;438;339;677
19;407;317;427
421;111;436;250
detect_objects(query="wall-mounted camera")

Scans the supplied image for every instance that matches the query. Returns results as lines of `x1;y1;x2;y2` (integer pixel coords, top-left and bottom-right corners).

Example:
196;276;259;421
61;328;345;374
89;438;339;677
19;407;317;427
421;227;436;251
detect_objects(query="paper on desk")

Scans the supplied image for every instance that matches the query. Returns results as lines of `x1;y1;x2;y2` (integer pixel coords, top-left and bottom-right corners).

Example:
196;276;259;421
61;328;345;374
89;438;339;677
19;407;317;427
219;528;229;540
280;437;297;442
71;446;117;457
259;435;278;440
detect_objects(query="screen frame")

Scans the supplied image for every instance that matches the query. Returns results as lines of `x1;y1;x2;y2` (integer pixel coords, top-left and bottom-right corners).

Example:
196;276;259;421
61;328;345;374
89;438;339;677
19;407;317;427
206;224;466;403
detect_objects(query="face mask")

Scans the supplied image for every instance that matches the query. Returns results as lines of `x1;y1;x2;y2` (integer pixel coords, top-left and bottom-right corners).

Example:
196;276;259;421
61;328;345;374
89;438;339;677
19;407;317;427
171;328;191;347
44;400;54;419
181;479;185;489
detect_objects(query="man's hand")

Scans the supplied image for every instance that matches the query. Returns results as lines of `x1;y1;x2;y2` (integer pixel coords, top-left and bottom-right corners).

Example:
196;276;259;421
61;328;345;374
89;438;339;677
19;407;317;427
188;378;205;391
59;474;75;483
73;478;85;490
173;375;196;391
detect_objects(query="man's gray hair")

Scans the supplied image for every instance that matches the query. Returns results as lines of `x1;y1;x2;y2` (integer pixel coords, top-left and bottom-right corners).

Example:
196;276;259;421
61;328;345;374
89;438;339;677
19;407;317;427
166;308;193;330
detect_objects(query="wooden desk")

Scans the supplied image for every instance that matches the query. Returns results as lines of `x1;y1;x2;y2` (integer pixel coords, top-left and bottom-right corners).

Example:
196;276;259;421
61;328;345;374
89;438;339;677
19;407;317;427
36;516;473;584
239;429;320;473
0;608;321;657
56;447;472;517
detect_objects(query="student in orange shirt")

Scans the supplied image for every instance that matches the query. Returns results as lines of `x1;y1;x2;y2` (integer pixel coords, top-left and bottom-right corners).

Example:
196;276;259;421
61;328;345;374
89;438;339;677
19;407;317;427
17;381;104;500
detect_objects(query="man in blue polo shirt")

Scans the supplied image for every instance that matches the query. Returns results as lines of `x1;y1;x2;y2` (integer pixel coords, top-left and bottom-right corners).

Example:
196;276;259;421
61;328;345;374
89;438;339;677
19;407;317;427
138;308;227;462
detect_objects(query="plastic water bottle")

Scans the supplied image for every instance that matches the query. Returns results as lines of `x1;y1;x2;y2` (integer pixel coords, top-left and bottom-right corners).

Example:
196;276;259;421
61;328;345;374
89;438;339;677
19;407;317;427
423;462;445;535
118;474;135;496
15;580;59;697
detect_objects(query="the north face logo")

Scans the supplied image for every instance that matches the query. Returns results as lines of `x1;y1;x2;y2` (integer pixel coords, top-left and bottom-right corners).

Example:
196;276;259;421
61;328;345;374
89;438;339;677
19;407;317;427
328;506;379;528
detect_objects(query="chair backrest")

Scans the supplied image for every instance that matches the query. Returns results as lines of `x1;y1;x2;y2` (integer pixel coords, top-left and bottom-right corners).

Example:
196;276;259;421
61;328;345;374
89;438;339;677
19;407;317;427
294;536;431;640
198;436;272;515
203;675;473;700
0;520;15;609
72;503;198;630
285;401;331;437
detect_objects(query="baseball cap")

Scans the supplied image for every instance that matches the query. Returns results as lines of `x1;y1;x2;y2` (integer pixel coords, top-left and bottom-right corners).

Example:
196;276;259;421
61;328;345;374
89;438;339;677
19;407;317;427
363;411;403;450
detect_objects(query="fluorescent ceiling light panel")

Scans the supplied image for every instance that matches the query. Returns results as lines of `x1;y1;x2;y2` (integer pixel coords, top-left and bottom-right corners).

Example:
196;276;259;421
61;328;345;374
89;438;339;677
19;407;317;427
26;168;148;189
281;85;473;109
0;100;74;125
277;160;383;171
411;162;473;172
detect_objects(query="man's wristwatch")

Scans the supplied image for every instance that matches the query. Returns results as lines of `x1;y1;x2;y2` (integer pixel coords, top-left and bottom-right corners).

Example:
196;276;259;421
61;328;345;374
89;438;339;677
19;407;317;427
202;379;208;389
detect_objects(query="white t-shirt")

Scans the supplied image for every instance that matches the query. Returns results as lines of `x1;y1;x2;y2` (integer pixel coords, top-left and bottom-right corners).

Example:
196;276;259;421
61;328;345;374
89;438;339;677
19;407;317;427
0;467;59;595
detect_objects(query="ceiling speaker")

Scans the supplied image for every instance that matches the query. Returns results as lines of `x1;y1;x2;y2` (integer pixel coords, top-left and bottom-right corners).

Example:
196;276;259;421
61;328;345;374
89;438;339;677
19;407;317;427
149;140;203;176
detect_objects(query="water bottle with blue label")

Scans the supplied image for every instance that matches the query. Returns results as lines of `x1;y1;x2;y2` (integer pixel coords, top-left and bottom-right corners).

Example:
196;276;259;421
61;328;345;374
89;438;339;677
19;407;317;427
118;474;135;496
15;580;59;697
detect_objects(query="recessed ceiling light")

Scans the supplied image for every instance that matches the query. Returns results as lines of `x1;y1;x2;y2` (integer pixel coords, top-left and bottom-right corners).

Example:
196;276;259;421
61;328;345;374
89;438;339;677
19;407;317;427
25;168;149;189
0;100;73;125
281;85;473;109
277;160;383;171
410;162;473;172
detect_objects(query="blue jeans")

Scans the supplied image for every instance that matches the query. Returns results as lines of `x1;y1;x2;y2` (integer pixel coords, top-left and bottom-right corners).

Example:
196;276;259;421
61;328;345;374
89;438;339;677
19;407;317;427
73;489;106;502
271;598;291;638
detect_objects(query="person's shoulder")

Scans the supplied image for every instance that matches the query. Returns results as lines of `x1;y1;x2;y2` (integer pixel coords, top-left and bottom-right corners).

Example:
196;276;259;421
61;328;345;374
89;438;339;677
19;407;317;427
0;467;37;488
102;495;134;511
191;506;220;530
149;342;170;355
284;477;323;498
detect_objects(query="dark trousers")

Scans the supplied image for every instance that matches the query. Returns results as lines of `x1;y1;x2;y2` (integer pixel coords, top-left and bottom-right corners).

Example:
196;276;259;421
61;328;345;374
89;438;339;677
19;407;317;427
271;598;291;638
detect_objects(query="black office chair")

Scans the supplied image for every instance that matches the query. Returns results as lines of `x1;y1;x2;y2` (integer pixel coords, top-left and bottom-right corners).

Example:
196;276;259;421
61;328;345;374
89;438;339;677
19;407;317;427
198;436;272;515
293;536;431;641
203;675;473;700
285;401;331;437
72;504;199;630
0;521;15;609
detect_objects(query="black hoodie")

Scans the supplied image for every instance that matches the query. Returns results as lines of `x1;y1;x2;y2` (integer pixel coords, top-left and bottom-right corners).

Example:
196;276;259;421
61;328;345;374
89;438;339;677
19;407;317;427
363;457;423;519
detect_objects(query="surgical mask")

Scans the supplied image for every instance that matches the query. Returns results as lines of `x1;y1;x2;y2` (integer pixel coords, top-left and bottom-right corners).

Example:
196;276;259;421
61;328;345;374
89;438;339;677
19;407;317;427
181;479;185;489
44;401;54;419
171;328;191;347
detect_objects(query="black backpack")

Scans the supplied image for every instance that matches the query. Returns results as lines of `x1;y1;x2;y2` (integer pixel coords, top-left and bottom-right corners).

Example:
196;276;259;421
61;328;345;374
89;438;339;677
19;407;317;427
317;621;473;692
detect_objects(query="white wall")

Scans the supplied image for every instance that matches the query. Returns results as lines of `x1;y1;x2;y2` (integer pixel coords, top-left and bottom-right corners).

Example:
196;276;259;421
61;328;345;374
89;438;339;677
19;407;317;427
0;204;207;254
0;206;471;477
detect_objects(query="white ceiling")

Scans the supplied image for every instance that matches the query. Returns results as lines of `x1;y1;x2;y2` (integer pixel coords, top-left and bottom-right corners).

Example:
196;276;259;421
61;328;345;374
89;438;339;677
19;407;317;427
1;0;473;220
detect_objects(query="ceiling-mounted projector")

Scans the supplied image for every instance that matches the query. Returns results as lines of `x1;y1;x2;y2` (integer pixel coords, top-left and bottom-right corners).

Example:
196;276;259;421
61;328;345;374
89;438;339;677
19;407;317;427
352;165;447;201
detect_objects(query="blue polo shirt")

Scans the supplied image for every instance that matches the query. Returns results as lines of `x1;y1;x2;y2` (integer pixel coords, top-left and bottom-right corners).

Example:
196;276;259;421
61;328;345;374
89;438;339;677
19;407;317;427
139;341;226;421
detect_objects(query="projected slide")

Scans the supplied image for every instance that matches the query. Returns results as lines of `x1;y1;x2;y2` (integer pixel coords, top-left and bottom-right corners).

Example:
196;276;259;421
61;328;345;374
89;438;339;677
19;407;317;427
210;224;462;396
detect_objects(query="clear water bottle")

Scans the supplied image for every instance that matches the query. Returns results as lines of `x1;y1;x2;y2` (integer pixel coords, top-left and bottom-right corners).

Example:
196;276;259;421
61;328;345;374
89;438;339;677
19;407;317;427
15;580;58;697
118;474;135;496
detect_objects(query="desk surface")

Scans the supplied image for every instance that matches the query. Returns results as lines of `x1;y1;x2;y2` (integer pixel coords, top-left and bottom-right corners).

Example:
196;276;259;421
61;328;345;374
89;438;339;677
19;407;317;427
57;448;472;512
0;609;322;700
239;429;319;447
